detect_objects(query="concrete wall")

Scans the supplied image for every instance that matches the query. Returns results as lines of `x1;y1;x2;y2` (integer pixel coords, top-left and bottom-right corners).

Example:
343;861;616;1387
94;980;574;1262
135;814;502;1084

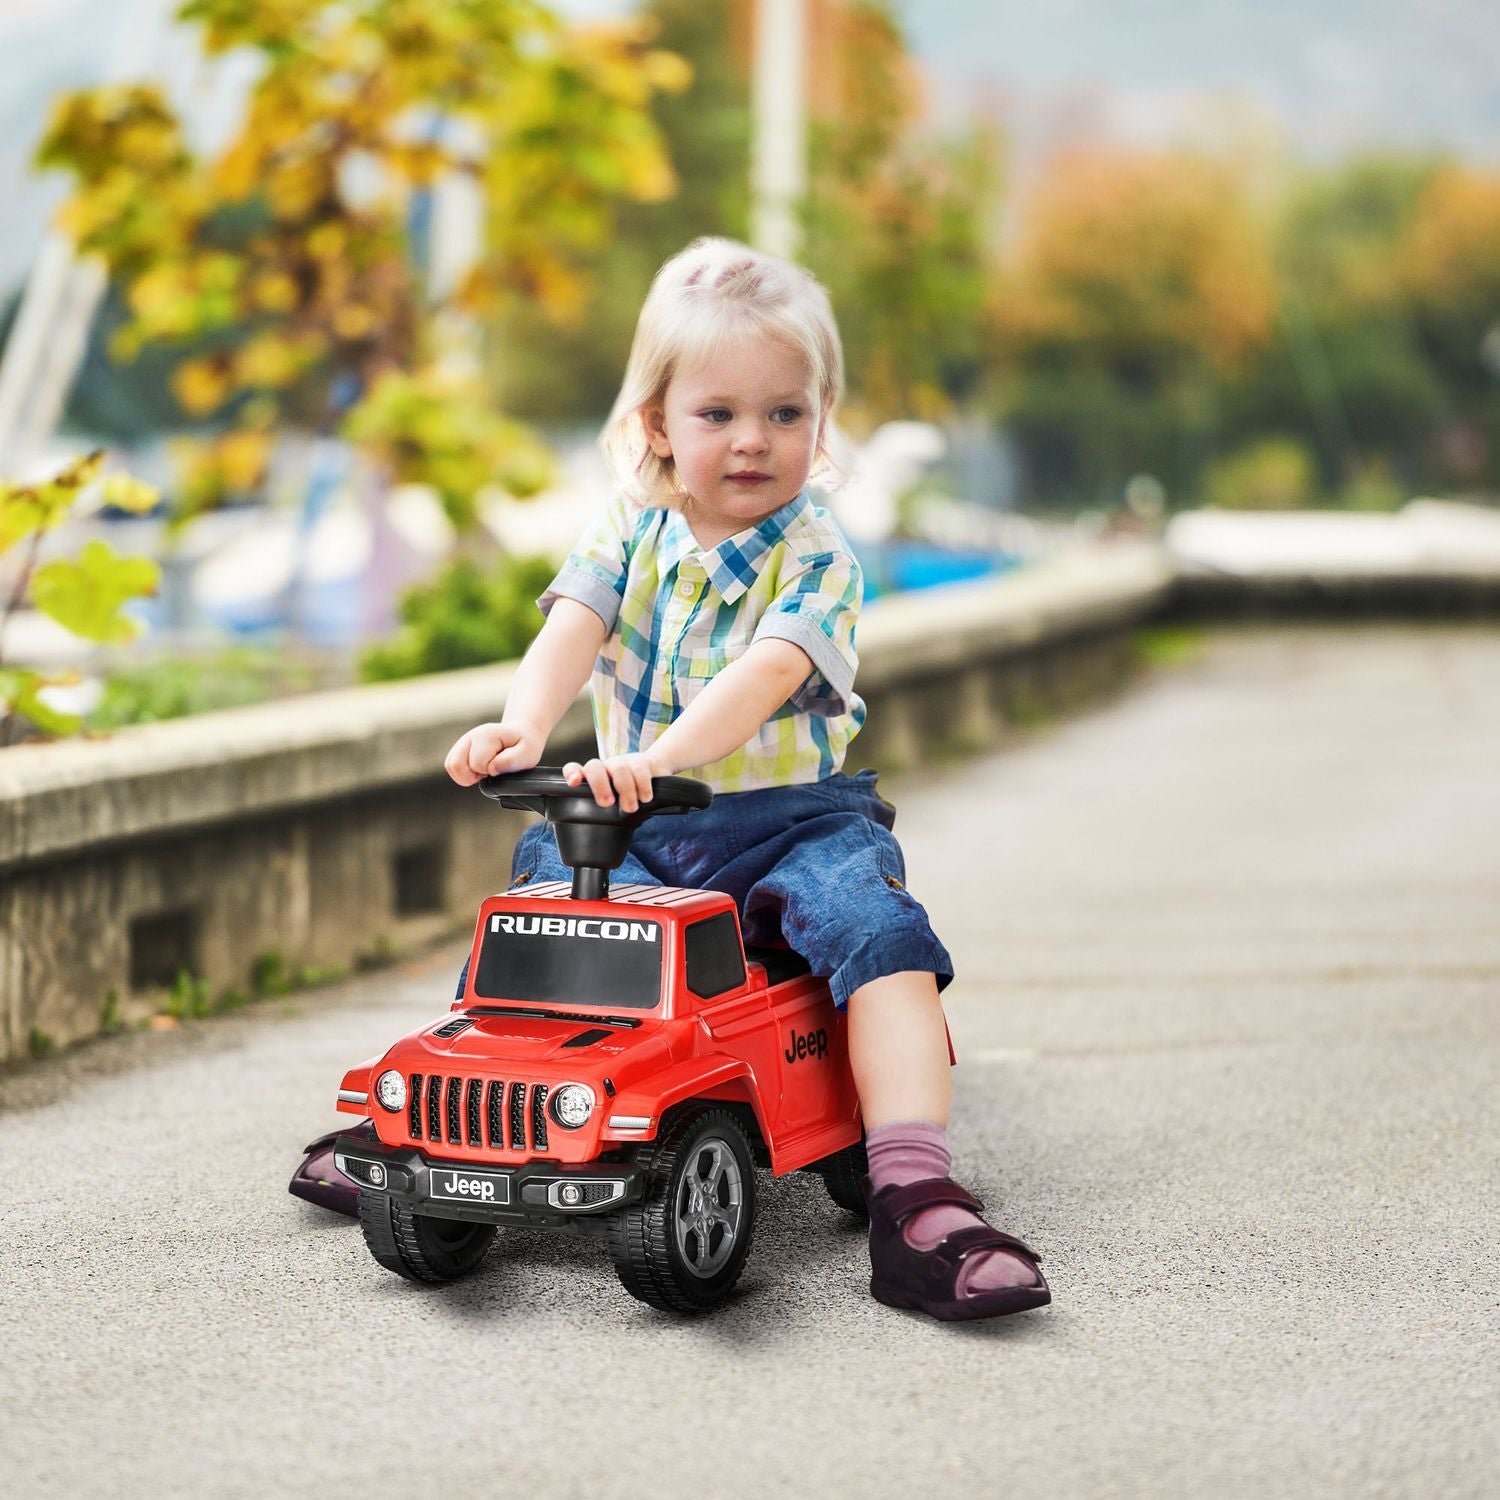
0;543;1173;1062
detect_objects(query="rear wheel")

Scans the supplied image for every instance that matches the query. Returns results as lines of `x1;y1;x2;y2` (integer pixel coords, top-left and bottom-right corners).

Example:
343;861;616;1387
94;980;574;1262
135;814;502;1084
819;1133;869;1218
607;1106;757;1314
357;1193;497;1284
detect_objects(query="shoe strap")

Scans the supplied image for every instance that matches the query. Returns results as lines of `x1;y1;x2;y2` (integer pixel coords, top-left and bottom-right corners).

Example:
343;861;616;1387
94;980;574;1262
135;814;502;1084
936;1223;1043;1269
872;1175;986;1227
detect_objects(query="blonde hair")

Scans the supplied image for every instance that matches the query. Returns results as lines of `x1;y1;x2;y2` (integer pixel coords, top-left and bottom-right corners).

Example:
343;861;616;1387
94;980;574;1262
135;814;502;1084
600;237;847;508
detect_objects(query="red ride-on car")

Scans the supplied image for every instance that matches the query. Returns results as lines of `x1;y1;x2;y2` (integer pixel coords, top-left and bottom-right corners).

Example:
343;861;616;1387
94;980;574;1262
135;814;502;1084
290;768;953;1314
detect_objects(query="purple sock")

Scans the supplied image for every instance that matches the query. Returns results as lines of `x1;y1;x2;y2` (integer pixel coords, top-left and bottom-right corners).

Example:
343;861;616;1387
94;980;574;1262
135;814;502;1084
864;1121;1035;1294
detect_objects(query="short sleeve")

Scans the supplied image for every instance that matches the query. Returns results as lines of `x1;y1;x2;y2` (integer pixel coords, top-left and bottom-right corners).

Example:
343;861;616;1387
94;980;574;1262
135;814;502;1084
751;547;862;715
537;494;637;634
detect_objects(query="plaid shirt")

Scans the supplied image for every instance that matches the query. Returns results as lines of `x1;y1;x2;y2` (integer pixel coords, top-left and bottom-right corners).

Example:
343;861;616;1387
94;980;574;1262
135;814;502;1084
538;490;866;792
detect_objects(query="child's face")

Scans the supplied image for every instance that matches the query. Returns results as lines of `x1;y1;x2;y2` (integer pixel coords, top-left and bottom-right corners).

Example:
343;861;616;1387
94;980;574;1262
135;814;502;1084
642;332;822;545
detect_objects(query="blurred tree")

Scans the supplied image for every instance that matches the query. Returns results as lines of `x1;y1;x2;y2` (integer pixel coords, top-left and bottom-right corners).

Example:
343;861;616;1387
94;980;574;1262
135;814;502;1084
35;0;688;525
801;1;1002;426
1225;154;1449;496
494;1;1002;436
1400;164;1500;487
991;147;1275;508
491;0;751;423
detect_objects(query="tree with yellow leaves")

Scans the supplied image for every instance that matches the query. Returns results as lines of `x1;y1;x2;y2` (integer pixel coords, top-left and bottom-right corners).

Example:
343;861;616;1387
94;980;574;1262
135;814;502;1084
800;0;1003;426
991;146;1276;508
35;0;689;526
1400;164;1500;486
999;147;1274;384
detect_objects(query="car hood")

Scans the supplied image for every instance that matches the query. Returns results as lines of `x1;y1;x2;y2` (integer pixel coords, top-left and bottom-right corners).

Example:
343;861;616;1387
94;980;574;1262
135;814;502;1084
399;1011;668;1070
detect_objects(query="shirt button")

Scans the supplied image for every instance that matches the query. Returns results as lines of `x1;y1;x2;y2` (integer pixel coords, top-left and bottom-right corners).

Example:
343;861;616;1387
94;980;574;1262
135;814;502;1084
679;580;695;597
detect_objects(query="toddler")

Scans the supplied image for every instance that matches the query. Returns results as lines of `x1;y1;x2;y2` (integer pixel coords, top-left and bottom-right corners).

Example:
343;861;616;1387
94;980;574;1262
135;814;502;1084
446;237;1049;1322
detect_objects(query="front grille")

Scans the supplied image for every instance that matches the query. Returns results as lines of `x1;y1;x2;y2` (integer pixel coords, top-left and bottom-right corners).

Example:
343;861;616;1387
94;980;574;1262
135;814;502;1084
466;1080;482;1146
446;1077;461;1143
404;1072;557;1153
488;1081;506;1148
532;1084;549;1151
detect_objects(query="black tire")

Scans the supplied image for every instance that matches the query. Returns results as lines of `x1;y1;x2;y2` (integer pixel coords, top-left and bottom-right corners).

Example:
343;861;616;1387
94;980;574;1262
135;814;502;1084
357;1192;497;1284
606;1106;757;1315
819;1133;869;1218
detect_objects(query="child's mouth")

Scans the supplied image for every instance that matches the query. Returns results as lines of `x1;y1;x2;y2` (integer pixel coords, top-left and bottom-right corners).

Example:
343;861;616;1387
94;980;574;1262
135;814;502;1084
727;472;771;485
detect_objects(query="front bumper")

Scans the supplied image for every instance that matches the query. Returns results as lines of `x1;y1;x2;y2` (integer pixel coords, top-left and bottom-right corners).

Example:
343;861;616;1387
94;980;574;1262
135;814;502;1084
332;1134;645;1228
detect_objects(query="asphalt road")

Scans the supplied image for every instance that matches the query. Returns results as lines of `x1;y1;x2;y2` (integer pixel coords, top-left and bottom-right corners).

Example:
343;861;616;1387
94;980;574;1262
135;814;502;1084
2;624;1497;1500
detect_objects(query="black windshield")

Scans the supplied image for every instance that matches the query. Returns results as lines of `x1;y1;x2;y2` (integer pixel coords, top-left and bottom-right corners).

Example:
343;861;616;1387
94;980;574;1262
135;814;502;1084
473;912;663;1011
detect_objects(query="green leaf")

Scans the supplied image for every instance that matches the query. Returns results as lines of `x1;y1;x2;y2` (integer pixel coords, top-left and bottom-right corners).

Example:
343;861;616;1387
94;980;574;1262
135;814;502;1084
30;540;160;644
101;473;162;513
0;667;83;737
0;484;70;554
0;450;108;553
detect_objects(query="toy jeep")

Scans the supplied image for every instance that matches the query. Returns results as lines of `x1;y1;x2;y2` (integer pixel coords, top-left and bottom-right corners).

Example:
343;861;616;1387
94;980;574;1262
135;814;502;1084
299;768;951;1315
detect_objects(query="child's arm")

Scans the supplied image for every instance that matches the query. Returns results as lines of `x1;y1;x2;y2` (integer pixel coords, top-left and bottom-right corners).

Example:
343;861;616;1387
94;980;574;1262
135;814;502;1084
562;639;814;810
445;598;608;785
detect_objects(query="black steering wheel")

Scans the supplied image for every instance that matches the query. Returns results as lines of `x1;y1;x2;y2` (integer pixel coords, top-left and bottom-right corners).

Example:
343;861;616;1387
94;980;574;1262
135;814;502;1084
480;766;712;900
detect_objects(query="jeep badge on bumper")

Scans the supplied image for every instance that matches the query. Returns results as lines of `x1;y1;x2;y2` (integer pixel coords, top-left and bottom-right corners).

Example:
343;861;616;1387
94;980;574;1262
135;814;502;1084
333;1133;643;1224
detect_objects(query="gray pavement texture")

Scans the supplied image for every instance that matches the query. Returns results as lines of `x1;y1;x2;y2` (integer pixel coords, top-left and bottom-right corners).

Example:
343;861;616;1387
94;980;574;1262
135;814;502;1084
2;623;1498;1500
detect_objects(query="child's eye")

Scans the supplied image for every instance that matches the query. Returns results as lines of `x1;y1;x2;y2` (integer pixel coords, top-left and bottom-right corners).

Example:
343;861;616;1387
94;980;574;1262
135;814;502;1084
699;408;731;423
771;406;804;424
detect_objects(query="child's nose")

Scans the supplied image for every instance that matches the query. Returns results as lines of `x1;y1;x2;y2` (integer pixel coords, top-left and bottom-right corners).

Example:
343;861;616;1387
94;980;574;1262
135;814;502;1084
731;421;770;453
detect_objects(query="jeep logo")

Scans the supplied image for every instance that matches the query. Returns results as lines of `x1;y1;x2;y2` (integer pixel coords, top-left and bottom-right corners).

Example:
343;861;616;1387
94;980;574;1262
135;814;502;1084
784;1026;828;1065
491;914;658;942
433;1169;496;1202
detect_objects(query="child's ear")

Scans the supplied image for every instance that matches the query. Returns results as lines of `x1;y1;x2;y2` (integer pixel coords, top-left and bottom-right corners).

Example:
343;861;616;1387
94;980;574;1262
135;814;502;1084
642;403;673;459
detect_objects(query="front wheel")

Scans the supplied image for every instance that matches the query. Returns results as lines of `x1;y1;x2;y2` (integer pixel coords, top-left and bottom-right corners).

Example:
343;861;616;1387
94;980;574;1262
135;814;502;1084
358;1193;497;1284
607;1106;757;1314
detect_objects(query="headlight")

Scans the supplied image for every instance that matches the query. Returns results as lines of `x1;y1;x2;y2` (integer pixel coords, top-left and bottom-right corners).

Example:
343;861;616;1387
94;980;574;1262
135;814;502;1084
375;1069;407;1112
550;1084;595;1129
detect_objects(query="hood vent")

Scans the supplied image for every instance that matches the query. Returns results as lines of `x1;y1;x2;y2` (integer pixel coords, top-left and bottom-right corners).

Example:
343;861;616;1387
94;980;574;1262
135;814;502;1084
432;1016;475;1039
561;1028;613;1049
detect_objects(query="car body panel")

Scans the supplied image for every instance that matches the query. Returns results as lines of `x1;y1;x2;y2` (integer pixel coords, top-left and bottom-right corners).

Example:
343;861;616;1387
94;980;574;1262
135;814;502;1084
329;880;950;1180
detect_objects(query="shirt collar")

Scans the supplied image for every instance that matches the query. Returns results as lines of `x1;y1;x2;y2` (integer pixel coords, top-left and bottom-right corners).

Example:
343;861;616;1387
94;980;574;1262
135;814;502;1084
659;492;809;604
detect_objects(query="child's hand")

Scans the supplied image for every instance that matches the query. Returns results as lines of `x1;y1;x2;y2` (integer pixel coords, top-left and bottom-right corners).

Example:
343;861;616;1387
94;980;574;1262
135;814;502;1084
562;752;666;814
444;722;544;785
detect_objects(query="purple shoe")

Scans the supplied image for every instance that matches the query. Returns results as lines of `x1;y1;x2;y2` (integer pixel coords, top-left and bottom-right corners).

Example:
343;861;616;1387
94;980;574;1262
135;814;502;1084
863;1175;1051;1322
288;1120;375;1216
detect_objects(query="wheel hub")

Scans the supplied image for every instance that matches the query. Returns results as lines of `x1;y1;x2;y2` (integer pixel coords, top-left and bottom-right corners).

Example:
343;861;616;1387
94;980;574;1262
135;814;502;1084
673;1140;743;1279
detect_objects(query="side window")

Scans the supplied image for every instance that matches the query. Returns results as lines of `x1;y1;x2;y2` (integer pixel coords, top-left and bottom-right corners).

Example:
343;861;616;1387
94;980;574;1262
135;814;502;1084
684;912;747;1000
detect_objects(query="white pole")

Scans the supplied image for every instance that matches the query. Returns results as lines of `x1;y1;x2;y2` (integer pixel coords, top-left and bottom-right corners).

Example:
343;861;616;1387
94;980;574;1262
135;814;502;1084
0;236;82;474
0;0;183;474
751;0;807;261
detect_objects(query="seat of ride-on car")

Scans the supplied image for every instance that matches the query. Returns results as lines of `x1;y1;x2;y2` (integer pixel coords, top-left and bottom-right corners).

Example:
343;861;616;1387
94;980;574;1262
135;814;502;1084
744;946;812;985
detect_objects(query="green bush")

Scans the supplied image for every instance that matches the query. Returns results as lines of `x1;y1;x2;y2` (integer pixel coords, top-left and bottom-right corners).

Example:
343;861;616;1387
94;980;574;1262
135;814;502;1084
1339;458;1407;512
165;969;213;1020
359;554;557;682
91;647;314;728
1204;437;1319;511
250;951;292;999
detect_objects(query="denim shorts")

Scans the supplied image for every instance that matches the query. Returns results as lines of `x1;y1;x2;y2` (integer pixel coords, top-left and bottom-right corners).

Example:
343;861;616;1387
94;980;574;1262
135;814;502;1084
483;768;953;1013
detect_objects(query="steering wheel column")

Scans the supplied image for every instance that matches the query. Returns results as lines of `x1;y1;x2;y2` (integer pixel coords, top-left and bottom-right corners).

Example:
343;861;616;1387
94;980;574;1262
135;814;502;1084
480;768;713;901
